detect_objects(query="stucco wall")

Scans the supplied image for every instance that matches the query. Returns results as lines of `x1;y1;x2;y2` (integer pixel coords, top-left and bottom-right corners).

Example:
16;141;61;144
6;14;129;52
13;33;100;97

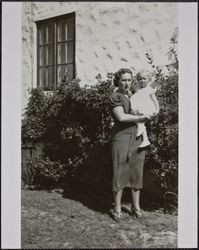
22;1;178;112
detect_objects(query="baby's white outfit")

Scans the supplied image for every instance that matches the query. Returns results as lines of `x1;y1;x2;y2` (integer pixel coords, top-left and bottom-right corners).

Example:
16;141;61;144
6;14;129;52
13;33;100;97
130;85;159;147
130;85;157;117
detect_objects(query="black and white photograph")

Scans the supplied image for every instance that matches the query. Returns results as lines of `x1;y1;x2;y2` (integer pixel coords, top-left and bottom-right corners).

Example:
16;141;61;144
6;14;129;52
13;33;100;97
2;1;198;249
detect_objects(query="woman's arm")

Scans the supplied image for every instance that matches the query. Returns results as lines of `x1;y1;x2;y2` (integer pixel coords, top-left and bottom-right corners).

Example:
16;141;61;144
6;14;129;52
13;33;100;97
112;106;148;123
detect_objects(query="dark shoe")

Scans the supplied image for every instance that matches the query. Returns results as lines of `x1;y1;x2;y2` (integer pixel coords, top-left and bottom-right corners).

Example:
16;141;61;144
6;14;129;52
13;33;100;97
110;209;122;222
131;207;142;218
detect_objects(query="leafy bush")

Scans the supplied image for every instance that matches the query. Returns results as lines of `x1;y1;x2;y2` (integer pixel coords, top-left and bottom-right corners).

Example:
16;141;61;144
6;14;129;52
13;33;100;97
22;157;68;190
146;73;178;211
22;75;115;190
144;29;178;210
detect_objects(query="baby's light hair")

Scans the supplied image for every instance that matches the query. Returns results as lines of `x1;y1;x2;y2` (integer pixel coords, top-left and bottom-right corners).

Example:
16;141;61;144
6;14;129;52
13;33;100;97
136;69;154;82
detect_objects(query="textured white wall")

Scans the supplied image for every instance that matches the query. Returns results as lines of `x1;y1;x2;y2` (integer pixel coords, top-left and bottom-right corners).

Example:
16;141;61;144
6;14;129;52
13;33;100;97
22;2;178;110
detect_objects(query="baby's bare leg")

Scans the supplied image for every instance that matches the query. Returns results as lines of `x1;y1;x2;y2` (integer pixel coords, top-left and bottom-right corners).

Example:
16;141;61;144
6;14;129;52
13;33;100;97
139;125;150;148
136;122;145;137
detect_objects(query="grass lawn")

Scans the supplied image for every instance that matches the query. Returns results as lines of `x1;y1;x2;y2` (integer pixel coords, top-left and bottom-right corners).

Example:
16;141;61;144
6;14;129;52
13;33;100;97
21;189;177;248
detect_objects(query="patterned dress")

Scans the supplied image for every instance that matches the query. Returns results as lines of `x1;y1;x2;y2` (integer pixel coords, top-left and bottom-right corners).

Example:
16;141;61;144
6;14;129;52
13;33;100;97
109;92;146;192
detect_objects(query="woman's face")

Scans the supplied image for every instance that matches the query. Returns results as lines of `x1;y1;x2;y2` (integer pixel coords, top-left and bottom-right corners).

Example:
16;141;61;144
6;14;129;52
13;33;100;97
118;73;132;94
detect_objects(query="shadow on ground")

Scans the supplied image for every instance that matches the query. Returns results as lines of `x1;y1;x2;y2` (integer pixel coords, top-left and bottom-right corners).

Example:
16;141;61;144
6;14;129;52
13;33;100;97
62;150;162;215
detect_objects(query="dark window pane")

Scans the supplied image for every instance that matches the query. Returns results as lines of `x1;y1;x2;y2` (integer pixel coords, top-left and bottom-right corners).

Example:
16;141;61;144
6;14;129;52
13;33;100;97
67;42;74;63
39;25;46;45
39;46;46;66
67;64;74;79
57;64;73;84
57;42;73;64
67;19;74;40
57;65;68;84
48;66;54;87
46;23;54;44
47;45;54;65
45;66;54;89
39;68;46;87
57;43;66;64
57;20;66;42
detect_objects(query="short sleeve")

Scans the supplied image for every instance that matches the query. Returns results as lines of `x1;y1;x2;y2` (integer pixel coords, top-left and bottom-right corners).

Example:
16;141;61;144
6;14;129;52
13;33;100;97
109;93;123;108
147;85;157;94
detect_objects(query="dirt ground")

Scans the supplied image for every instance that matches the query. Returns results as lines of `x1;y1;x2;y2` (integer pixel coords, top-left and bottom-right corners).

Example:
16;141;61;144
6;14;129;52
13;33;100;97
21;190;177;248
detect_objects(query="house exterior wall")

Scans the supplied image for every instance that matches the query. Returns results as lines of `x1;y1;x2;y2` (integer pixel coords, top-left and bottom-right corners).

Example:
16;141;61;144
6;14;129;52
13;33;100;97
22;1;178;112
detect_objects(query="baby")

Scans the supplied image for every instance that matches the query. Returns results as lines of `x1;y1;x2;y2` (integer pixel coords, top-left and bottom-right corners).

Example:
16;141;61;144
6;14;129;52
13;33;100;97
130;69;160;148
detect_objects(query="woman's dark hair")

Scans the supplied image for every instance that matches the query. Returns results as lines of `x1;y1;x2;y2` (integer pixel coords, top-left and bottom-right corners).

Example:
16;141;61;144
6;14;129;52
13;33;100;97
113;68;133;87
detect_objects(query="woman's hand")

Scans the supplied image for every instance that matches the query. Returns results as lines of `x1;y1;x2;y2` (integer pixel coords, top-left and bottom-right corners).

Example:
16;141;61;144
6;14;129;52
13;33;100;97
145;109;159;118
130;109;143;116
134;109;143;116
138;115;150;123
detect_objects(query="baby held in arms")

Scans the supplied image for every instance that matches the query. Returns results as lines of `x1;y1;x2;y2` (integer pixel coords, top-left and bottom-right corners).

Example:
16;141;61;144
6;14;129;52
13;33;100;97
130;69;161;148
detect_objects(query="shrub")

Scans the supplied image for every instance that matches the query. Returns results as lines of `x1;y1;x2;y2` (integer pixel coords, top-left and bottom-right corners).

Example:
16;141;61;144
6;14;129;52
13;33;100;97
22;157;68;190
146;73;178;211
22;75;115;190
144;29;178;210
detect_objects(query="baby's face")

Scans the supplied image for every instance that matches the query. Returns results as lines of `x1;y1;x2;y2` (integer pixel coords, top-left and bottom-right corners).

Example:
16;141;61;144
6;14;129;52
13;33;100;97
137;72;150;88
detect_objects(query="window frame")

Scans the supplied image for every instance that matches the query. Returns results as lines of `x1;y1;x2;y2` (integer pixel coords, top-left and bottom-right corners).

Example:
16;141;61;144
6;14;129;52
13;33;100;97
36;12;75;90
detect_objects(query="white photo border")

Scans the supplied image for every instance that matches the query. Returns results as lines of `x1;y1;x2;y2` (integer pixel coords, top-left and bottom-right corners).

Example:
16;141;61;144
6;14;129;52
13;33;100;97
1;2;198;248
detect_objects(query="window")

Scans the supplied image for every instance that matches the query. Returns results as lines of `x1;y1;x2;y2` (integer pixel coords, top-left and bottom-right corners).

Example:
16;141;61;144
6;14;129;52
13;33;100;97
36;13;75;90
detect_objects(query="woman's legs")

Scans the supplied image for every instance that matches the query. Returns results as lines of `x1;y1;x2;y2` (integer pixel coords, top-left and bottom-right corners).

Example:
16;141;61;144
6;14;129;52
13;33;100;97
131;189;140;211
113;190;123;213
131;189;142;217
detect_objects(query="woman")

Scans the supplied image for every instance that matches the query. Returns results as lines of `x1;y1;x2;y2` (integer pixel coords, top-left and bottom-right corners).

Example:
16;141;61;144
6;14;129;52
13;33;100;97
109;68;150;222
